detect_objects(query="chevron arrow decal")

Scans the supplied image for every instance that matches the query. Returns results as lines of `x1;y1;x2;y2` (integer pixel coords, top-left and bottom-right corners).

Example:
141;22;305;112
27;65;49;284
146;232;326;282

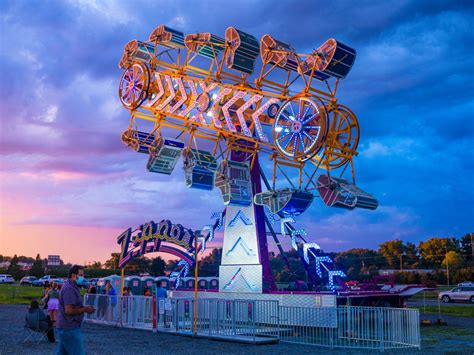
290;229;307;250
328;270;346;291
181;80;198;117
228;210;252;227
208;87;231;128
280;217;295;239
143;73;165;108
222;91;245;133
236;94;262;137
223;267;258;291
314;256;333;277
302;242;321;264
168;77;187;113
226;237;256;256
251;98;278;143
157;75;175;110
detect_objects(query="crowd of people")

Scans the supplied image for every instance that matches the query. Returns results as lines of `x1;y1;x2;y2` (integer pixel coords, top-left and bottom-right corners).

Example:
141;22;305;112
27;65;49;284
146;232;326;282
26;267;169;354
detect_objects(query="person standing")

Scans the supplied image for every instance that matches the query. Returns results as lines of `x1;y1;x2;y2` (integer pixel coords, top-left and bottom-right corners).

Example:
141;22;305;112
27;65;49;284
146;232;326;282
156;282;168;327
56;265;95;355
105;280;117;321
41;281;51;310
47;281;60;325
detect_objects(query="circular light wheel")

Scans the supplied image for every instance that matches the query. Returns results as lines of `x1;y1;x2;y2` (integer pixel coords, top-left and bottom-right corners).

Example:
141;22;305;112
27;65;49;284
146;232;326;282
312;105;359;169
196;93;211;113
273;97;327;161
118;63;150;109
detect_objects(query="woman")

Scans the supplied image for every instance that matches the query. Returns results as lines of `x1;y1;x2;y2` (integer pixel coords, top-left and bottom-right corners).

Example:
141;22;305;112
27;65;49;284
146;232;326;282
47;282;59;324
26;299;55;343
41;281;51;310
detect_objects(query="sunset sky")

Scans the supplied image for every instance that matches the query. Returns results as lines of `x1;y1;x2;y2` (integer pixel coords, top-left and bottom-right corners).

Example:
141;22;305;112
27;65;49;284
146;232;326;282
1;0;473;265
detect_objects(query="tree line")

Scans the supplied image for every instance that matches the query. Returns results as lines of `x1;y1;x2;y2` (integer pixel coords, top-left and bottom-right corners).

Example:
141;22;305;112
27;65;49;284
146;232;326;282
1;234;472;286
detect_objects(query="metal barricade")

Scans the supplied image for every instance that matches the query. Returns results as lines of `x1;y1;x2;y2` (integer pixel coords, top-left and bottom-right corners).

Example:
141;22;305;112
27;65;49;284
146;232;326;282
279;305;420;350
83;295;420;350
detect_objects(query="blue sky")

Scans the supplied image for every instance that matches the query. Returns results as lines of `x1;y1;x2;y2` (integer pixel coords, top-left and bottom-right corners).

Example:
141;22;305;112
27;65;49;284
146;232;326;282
0;0;473;263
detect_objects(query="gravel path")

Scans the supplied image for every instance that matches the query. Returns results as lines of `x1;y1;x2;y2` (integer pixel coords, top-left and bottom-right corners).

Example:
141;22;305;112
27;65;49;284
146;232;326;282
1;304;472;354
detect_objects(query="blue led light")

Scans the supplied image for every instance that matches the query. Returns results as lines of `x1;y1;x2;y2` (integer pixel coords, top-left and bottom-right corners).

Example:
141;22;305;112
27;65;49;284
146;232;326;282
228;210;252;227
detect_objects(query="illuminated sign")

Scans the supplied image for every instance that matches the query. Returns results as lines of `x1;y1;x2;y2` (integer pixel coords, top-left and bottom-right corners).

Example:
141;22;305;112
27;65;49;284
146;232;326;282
117;219;197;268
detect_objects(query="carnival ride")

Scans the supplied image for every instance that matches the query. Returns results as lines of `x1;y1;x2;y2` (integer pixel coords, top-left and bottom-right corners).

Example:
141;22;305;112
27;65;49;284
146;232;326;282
117;24;378;292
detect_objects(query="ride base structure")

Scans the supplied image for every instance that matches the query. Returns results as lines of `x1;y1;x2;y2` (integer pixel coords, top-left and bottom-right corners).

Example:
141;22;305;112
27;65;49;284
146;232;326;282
116;24;380;295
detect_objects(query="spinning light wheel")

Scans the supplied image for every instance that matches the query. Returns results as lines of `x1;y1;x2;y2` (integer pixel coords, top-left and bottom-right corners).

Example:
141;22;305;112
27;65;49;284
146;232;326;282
273;97;327;161
118;63;150;109
313;105;359;169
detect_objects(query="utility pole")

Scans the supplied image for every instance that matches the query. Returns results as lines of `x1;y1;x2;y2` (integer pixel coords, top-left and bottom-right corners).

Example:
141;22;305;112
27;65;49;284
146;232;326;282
445;247;450;286
471;233;473;262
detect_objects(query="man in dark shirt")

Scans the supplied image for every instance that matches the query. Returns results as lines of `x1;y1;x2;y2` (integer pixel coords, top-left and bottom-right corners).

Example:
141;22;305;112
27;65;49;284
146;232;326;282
156;282;168;327
56;265;95;355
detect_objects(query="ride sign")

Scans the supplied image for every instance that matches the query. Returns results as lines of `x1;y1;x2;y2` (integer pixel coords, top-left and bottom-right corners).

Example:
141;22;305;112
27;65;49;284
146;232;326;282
117;219;197;268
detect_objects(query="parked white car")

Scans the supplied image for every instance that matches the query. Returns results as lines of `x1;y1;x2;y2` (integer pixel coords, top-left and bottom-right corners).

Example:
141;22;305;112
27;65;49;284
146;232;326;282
0;274;15;284
457;281;474;287
439;286;474;303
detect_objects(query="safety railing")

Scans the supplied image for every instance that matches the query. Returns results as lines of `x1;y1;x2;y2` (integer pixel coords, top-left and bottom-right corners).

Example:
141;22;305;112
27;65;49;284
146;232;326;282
279;305;420;350
84;295;420;350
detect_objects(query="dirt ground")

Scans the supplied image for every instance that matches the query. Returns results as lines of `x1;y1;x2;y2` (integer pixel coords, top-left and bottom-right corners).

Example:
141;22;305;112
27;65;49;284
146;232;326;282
1;304;473;354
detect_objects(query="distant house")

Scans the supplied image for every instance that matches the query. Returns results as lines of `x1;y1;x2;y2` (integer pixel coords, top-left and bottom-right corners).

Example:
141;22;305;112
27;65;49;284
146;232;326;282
18;262;33;271
0;261;10;269
379;269;433;275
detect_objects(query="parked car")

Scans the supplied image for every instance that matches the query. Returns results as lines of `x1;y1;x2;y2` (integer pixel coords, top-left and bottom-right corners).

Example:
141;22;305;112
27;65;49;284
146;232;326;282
20;276;38;286
457;281;474;287
0;274;14;284
36;275;57;286
439;286;474;303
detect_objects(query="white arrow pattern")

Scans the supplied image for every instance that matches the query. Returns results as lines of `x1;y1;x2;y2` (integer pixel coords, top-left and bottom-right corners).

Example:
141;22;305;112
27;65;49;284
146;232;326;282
168;77;187;113
157;76;175;110
236;94;262;137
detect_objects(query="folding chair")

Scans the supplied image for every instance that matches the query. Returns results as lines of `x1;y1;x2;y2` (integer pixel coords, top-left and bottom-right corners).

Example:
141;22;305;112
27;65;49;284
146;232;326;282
22;311;53;344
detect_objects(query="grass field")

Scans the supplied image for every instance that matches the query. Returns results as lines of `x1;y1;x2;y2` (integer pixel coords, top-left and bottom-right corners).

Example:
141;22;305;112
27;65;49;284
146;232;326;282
421;325;474;352
418;305;474;318
411;286;452;300
0;284;44;304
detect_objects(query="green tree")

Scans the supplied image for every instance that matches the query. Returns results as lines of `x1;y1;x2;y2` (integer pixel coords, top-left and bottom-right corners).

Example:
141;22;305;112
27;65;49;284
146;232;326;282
149;256;166;276
418;237;459;267
334;248;384;280
91;261;102;269
165;259;179;272
125;257;150;274
442;251;464;270
104;253;120;270
404;242;419;269
198;248;222;276
453;268;474;284
459;233;473;261
379;240;405;269
30;254;45;278
7;255;23;280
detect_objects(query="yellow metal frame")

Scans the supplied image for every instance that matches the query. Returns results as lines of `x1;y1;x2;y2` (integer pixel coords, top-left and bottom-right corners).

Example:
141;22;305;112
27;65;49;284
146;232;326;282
119;35;360;185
